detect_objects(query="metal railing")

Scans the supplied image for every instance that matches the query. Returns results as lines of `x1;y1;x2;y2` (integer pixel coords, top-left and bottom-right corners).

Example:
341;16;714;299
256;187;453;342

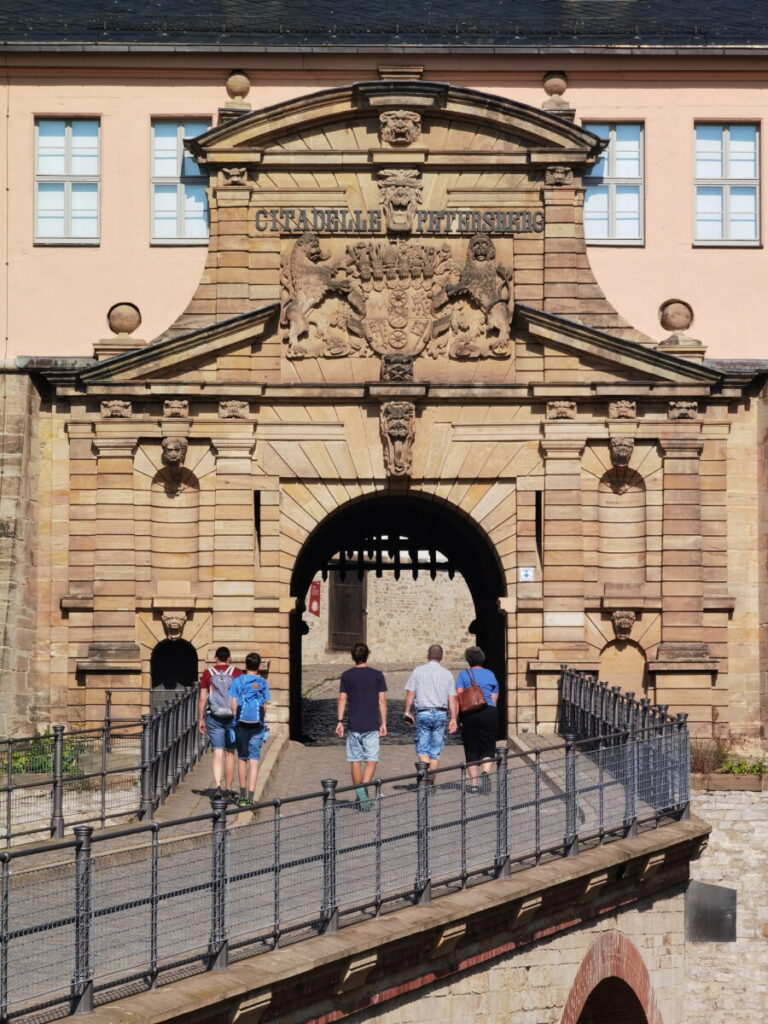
0;687;204;847
0;696;689;1021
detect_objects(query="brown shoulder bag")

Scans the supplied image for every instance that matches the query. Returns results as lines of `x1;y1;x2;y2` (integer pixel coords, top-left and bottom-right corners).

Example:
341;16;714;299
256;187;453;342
457;668;487;715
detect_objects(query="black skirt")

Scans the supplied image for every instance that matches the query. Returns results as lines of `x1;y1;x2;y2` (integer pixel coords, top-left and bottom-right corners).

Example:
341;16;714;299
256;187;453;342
459;704;498;764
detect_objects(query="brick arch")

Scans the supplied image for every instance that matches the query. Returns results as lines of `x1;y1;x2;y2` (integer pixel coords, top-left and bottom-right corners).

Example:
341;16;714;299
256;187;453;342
559;931;664;1024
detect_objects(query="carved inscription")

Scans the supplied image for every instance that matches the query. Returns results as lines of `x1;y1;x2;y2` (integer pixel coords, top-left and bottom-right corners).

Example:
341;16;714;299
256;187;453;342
380;401;415;476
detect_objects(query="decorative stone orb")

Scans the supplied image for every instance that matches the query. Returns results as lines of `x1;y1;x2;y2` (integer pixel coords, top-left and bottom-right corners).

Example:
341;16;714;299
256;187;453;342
107;302;141;336
659;298;694;333
226;70;251;101
543;70;568;98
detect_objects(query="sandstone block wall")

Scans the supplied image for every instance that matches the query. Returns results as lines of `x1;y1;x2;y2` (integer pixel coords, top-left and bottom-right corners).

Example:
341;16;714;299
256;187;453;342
302;572;475;666
0;371;40;735
687;791;768;1023
344;888;686;1024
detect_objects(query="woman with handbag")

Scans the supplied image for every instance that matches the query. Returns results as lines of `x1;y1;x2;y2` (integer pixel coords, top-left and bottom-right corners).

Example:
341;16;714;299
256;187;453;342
455;645;499;793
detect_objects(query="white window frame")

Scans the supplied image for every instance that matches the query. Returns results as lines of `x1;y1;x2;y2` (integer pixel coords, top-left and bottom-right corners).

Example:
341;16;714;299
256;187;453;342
34;118;100;245
693;123;761;247
150;120;210;245
583;122;644;246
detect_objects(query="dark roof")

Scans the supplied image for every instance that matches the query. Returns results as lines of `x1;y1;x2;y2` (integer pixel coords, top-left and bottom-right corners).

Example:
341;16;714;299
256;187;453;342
3;0;768;51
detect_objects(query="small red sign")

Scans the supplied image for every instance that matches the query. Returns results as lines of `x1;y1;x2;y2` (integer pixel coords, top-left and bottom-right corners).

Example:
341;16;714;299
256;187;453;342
308;580;321;617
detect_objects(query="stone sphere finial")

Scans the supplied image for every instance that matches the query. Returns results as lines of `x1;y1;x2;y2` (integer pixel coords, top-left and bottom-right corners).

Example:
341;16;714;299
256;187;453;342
543;71;569;109
659;298;694;334
107;302;141;336
226;69;251;102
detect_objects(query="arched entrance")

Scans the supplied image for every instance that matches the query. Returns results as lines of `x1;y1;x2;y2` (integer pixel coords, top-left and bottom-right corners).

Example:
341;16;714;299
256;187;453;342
289;492;507;741
150;639;199;713
576;978;649;1023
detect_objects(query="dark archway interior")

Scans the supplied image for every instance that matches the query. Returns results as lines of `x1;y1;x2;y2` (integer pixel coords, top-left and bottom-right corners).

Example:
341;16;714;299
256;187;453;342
150;639;199;713
576;977;649;1024
289;492;507;741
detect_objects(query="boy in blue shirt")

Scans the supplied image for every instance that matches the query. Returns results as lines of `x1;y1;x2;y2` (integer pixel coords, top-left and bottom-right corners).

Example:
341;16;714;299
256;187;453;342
228;652;271;807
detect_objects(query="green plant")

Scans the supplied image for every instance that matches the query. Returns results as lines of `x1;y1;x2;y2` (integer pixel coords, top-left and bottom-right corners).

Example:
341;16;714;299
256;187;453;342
0;729;88;776
690;738;728;774
720;757;766;776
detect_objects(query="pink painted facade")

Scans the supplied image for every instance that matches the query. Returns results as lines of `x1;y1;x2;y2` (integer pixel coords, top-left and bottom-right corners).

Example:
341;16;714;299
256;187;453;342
2;53;768;361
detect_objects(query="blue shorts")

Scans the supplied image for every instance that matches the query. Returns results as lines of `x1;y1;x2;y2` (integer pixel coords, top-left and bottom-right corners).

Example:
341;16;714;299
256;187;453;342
205;714;236;752
414;709;448;761
346;730;380;763
236;722;268;761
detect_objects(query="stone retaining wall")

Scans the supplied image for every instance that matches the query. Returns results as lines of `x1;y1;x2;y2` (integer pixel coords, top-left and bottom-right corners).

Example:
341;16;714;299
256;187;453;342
686;790;768;1023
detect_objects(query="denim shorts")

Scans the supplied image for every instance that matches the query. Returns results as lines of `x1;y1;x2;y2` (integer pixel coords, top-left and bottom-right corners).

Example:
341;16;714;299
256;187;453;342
346;730;380;763
414;709;448;761
205;714;236;752
236;722;268;761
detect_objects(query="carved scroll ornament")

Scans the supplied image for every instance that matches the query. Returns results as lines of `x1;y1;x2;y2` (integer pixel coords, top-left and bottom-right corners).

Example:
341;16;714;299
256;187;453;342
380;401;415;476
279;232;513;362
379;110;421;146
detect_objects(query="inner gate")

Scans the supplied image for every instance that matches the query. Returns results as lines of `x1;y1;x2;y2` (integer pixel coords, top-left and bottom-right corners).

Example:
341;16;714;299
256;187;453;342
288;492;508;741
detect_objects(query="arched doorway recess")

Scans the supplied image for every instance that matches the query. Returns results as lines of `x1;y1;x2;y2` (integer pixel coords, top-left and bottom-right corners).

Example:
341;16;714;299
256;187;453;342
150;639;199;713
576;978;649;1023
289;491;508;741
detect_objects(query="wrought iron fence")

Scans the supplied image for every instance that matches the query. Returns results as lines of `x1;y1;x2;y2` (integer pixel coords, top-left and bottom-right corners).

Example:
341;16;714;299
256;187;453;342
0;687;203;848
0;702;689;1021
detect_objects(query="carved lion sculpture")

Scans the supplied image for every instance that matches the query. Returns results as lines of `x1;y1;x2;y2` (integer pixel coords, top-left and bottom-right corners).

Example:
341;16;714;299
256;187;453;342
280;233;349;357
446;234;514;355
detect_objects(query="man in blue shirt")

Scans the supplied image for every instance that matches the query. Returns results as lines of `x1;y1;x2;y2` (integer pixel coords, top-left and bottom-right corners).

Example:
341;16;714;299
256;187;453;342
228;651;271;807
335;643;387;811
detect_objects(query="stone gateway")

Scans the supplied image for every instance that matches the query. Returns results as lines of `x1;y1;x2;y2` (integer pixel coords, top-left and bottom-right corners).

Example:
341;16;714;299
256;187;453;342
1;80;764;747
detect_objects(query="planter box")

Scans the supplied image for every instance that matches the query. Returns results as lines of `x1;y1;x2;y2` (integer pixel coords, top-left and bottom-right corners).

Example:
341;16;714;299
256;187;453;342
691;772;765;792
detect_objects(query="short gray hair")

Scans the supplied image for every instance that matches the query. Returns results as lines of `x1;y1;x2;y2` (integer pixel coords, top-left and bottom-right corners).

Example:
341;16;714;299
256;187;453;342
464;646;485;667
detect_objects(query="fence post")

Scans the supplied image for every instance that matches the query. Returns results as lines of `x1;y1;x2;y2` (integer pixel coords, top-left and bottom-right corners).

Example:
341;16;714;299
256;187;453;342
623;728;638;837
208;795;229;970
0;856;9;1023
104;691;112;755
50;725;65;840
563;735;578;856
320;779;339;933
139;714;154;820
414;762;431;905
677;713;690;819
494;746;510;878
71;825;94;1015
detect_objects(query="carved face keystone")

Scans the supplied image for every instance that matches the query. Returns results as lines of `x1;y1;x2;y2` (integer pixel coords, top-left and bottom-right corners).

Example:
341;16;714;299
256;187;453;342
610;437;634;467
378;169;423;233
611;611;636;641
162;437;188;466
380;110;421;146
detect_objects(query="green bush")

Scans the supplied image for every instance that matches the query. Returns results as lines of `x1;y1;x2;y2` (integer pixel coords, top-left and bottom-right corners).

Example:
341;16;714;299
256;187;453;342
0;730;87;776
720;757;766;777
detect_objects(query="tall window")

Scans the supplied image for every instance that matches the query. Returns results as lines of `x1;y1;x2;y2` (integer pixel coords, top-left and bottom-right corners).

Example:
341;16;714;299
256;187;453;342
583;123;643;244
151;121;210;242
694;124;759;244
35;119;100;242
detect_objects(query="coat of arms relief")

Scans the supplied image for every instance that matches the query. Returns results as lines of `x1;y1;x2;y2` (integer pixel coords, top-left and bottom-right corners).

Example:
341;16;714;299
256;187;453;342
279;164;515;363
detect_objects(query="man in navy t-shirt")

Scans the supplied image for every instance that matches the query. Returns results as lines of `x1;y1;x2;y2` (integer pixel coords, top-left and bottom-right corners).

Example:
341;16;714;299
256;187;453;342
335;643;387;811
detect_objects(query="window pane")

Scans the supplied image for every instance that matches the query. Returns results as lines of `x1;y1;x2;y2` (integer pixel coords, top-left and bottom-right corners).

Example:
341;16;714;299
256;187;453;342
153;184;179;238
695;186;724;240
584;185;609;239
729;186;758;240
696;125;723;178
70;183;98;237
152;123;179;177
614;125;641;178
70;121;99;175
36;182;65;237
615;186;641;239
183;183;209;238
584;123;610;178
182;122;208;177
37;121;66;175
729;125;757;179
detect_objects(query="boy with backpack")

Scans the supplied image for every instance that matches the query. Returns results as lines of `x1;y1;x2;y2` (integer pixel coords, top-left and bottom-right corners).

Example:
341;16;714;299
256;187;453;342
198;646;242;801
228;652;271;808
